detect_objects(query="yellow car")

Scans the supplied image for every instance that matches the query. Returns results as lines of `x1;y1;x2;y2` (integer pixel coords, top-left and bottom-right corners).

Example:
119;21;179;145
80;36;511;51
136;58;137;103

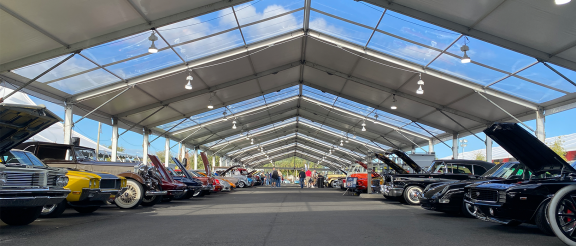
41;169;127;217
325;174;346;188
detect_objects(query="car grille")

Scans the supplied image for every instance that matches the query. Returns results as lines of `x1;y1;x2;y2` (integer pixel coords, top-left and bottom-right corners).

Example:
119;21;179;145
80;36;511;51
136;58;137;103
470;189;498;202
47;174;58;187
100;179;121;189
5;172;44;187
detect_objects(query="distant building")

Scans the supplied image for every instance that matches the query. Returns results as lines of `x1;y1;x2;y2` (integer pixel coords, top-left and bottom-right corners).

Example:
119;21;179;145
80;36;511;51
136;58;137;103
441;133;576;163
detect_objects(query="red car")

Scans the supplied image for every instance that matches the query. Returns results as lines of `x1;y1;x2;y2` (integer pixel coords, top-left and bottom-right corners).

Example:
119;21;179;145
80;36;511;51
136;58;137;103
148;155;188;202
350;161;381;193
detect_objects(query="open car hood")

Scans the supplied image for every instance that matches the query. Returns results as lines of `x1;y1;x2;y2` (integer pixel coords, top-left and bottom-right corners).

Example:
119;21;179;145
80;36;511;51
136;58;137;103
0;103;61;154
375;153;408;174
484;122;574;174
355;161;381;177
388;149;422;173
200;152;212;177
218;165;241;176
172;157;194;180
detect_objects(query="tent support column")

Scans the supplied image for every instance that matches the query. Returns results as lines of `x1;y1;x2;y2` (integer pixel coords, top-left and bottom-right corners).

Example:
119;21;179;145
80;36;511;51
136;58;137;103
164;138;170;166
219;156;223;167
111;117;119;162
536;108;546;142
212;155;216;169
486;136;492;163
193;146;198;170
142;127;149;165
428;139;434;154
96;122;101;160
63;103;73;160
411;145;416;154
452;133;458;159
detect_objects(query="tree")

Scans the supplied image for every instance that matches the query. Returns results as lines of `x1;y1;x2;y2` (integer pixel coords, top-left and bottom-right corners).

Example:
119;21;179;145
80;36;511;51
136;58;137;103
107;144;125;152
548;136;568;161
473;151;486;162
155;151;166;163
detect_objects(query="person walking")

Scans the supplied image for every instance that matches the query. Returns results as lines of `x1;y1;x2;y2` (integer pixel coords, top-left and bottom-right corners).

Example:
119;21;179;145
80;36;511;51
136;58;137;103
298;168;306;189
312;170;318;188
305;169;312;188
277;170;283;188
271;168;278;188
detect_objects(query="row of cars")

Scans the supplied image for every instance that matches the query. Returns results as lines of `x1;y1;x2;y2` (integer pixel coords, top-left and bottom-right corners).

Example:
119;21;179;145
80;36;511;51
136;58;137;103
0;103;257;226
372;122;576;245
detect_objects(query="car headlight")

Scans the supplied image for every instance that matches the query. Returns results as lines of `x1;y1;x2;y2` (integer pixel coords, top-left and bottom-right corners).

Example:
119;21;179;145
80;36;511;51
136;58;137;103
0;172;6;186
56;176;69;187
88;178;99;188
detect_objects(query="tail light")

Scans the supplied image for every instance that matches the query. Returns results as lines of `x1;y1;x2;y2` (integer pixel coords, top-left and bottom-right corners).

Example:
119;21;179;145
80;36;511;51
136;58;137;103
214;179;220;185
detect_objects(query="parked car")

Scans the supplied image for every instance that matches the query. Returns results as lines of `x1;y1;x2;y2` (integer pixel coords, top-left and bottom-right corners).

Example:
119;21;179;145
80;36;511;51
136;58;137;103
147;155;187;203
168;158;202;200
186;170;213;197
18;141;166;209
325;174;346;188
195;171;225;193
347;161;382;194
546;184;576;244
217;166;250;188
0;103;70;225
419;162;530;217
465;122;576;235
379;152;494;205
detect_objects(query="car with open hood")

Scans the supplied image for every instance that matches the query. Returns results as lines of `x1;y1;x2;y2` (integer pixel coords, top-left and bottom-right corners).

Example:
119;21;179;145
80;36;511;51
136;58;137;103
0;103;70;225
345;161;382;194
419;162;530;217
17;141;166;209
379;150;494;205
465;122;576;235
147;155;187;203
217;165;250;188
168;158;203;200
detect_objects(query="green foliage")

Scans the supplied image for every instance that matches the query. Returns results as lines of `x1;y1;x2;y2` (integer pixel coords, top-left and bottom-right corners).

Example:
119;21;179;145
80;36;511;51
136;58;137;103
473;151;486;161
106;144;125;152
548;136;568;161
262;157;328;177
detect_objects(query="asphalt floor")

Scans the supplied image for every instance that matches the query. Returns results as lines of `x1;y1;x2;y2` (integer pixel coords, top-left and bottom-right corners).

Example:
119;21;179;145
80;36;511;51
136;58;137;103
0;185;565;246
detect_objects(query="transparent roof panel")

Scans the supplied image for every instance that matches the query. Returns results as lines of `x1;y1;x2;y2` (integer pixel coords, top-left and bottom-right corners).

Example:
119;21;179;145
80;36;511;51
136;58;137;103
82;32;169;66
47;69;120;95
377;11;460;51
309;10;372;46
429;54;507;86
241;10;304;44
335;97;374;116
13;54;97;83
516;63;576;93
173;29;245;62
263;86;300;101
106;49;182;79
368;31;441;66
302;86;338;104
490;76;566;103
446;36;536;73
235;0;304;26
548;63;576;87
311;0;384;27
157;8;236;46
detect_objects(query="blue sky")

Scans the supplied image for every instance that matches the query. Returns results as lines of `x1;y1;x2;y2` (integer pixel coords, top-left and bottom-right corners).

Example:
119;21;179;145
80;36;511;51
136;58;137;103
15;0;576;161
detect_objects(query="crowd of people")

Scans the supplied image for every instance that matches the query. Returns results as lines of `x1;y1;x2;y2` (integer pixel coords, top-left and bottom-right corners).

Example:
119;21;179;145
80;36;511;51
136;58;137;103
261;168;320;189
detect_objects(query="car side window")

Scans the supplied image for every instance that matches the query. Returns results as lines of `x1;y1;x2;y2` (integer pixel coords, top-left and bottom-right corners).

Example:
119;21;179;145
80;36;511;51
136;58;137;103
450;164;473;174
473;165;488;175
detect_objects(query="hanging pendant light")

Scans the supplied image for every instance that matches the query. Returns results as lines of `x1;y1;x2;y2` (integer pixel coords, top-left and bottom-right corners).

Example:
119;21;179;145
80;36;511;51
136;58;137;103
232;120;237;129
416;73;424;95
207;92;214;109
416;85;424;95
460;45;471;63
222;111;227;121
184;69;193;90
250;138;254;145
361;120;366;131
148;31;159;54
391;94;398;110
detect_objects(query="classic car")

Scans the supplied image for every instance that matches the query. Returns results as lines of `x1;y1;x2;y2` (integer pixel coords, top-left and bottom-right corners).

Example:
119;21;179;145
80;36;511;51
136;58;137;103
379;152;494;205
325;174;346;188
419;162;529;217
217;165;250;188
465;122;576;235
186;170;214;196
147;155;187;203
195;171;225;193
214;166;241;187
0;103;70;225
347;161;382;194
17;141;166;209
167;158;202;200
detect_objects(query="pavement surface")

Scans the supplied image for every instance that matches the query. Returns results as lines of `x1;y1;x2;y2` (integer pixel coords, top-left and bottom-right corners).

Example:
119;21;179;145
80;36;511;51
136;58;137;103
0;185;565;246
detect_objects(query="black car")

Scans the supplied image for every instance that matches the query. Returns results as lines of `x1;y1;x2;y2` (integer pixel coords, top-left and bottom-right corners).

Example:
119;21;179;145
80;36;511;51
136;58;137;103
419;162;530;217
464;122;576;235
379;151;495;205
170;157;203;200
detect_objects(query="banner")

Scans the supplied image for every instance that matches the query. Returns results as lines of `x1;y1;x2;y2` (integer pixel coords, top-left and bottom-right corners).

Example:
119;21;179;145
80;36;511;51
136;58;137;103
346;177;357;188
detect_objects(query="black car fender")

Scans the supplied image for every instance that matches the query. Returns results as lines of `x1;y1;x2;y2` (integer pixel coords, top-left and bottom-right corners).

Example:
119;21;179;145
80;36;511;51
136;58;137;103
529;197;551;222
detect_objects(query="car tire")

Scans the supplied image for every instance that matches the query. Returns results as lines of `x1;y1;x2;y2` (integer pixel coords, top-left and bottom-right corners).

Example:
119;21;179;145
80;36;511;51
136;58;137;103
238;182;245;188
403;186;423;205
40;199;68;218
461;200;476;218
73;206;100;214
0;206;42;225
547;185;576;245
141;195;163;207
115;179;143;209
535;201;554;235
193;190;205;197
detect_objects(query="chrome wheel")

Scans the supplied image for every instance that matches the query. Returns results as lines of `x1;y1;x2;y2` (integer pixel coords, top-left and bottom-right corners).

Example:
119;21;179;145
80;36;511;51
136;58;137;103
41;204;57;215
115;180;143;209
403;186;423;205
548;185;576;245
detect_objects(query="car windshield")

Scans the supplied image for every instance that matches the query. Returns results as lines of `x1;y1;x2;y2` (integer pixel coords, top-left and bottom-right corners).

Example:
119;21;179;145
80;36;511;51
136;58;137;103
74;148;97;161
426;161;445;173
2;150;46;167
482;163;528;179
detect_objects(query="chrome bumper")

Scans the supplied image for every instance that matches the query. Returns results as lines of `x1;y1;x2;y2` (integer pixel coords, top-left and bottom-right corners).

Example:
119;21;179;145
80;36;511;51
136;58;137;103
0;188;70;207
145;190;168;196
382;185;403;197
78;188;128;202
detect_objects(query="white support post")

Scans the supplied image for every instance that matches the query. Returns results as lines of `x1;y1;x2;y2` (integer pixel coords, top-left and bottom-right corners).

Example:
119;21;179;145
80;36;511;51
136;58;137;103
142;127;149;165
193;146;198;170
180;144;186;162
452;133;458;159
111;117;119;162
411;145;416;154
212;155;216;168
536;108;546;142
96;122;101;160
63;103;74;160
428;139;434;154
367;156;372;193
164;138;170;166
219;156;223;167
486;135;492;163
